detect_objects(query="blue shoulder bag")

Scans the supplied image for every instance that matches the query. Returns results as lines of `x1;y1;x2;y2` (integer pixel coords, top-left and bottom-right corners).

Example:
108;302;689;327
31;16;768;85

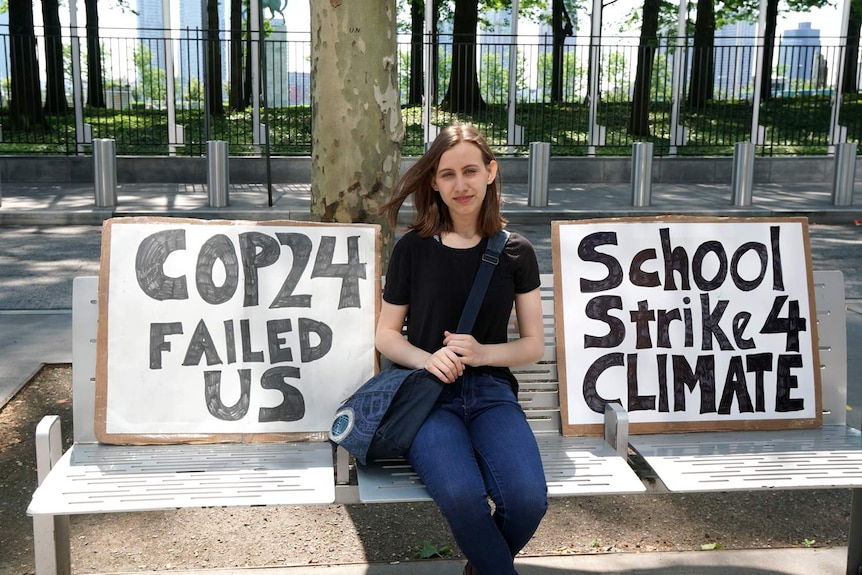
329;230;510;465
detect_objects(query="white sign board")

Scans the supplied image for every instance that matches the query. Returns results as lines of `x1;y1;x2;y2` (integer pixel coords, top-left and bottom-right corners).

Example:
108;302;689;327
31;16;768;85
552;217;821;436
95;218;380;444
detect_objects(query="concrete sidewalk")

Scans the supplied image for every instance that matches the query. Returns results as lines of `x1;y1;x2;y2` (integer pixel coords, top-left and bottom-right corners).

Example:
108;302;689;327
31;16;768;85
0;179;859;225
137;546;849;575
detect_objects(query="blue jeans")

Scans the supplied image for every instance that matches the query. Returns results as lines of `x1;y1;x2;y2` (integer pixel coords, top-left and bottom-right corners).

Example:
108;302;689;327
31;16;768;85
407;369;548;575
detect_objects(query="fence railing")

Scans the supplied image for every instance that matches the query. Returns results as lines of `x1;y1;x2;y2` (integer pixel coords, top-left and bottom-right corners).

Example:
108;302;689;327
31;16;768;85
0;28;859;156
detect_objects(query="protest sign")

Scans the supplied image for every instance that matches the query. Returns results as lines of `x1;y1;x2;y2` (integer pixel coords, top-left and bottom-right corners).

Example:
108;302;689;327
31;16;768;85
95;217;380;444
552;217;821;436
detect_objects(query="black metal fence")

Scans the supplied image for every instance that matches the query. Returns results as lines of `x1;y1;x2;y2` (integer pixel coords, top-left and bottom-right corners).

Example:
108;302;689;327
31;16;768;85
0;27;859;156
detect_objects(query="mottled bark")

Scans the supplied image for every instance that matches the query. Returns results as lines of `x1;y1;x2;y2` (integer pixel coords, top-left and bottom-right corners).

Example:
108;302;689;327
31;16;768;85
310;0;405;262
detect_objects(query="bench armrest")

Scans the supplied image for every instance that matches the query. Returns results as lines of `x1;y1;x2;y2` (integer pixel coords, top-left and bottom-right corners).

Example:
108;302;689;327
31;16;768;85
603;403;629;458
35;415;64;486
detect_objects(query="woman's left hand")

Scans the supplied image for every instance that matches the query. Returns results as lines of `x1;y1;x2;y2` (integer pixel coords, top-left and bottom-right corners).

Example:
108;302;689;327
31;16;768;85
443;331;487;367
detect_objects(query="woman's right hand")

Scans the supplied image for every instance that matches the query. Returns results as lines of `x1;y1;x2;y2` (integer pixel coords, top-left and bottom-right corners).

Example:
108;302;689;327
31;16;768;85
424;347;465;384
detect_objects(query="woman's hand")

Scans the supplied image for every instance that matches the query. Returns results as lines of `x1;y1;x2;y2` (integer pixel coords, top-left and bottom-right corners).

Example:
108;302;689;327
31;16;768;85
424;345;465;384
443;331;487;368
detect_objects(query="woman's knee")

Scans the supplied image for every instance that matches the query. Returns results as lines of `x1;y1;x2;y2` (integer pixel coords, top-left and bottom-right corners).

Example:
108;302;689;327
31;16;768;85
498;478;548;523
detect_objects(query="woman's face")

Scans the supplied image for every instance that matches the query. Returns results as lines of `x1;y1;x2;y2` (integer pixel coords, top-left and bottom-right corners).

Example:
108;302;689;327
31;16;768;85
431;141;497;224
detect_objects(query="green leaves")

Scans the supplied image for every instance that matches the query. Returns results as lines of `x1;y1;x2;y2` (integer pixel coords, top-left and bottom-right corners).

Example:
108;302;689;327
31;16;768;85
415;541;453;559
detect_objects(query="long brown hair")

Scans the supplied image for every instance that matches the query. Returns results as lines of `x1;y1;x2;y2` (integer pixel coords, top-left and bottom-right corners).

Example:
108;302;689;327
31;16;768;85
380;124;506;238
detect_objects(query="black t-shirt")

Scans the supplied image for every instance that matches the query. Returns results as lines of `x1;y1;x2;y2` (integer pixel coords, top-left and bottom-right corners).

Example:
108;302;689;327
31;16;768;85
383;230;541;388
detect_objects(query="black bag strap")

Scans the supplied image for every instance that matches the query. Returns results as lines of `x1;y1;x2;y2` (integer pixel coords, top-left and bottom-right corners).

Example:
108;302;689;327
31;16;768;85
455;229;511;334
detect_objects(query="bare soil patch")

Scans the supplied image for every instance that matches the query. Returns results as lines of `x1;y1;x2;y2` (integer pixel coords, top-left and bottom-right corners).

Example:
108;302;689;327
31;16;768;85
0;366;852;575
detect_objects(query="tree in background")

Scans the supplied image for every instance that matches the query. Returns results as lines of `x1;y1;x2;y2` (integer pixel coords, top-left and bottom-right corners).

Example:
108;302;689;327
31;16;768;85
42;0;68;113
629;0;660;135
229;0;247;109
206;0;225;115
85;0;106;107
309;0;404;254
8;0;47;131
405;0;426;105
550;0;575;101
842;0;862;94
441;0;485;112
687;0;715;108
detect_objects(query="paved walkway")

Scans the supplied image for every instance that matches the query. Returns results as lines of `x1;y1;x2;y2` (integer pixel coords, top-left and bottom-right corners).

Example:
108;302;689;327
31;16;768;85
1;179;860;574
0;179;859;225
129;546;850;575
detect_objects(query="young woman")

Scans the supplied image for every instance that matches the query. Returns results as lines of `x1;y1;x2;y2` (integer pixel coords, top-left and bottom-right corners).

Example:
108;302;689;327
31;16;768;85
376;124;548;575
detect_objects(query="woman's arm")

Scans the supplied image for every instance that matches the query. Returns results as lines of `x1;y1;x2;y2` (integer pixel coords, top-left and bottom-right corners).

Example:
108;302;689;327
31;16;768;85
375;300;465;383
443;286;545;368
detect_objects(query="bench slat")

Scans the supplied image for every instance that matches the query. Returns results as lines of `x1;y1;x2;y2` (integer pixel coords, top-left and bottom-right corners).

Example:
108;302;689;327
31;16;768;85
356;435;646;503
28;442;335;515
631;425;862;491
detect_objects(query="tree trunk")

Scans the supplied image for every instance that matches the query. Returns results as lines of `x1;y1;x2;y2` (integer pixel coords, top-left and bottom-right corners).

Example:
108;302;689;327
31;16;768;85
431;0;440;104
551;0;572;102
309;0;404;256
8;0;47;132
85;0;105;108
759;0;779;102
687;0;715;109
229;0;245;109
440;0;486;113
407;0;424;106
245;11;253;108
843;7;861;94
206;0;225;115
42;0;68;113
629;0;660;136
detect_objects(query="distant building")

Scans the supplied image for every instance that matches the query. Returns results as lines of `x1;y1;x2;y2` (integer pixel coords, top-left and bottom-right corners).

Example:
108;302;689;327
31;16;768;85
779;21;821;88
136;0;226;105
714;21;756;100
136;0;166;74
177;0;226;101
264;19;310;107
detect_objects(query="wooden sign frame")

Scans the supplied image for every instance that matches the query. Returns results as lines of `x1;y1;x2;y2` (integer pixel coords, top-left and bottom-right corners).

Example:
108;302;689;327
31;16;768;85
95;217;381;445
552;216;821;436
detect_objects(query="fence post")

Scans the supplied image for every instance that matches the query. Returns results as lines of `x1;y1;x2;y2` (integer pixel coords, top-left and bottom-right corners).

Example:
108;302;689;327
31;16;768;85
832;142;857;207
631;142;653;207
207;140;230;208
528;142;550;207
731;141;755;206
93;139;117;208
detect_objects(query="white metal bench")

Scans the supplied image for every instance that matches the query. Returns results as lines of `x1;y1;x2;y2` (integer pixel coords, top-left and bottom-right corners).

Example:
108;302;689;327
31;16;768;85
31;270;860;574
28;273;642;575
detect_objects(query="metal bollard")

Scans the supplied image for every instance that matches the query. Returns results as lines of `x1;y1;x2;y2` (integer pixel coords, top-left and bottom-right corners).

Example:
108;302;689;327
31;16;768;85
832;142;857;207
207;140;230;208
731;142;755;206
528;142;550;207
93;139;117;208
631;142;653;207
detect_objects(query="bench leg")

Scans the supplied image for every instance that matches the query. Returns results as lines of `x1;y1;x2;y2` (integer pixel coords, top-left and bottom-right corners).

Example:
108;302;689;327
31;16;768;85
848;488;862;575
603;402;630;458
33;416;72;575
336;445;350;485
33;515;71;575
